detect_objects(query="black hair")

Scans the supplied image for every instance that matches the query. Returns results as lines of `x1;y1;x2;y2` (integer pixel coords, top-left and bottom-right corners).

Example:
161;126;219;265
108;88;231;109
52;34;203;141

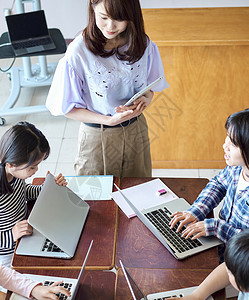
225;108;249;169
0;121;50;194
224;230;249;292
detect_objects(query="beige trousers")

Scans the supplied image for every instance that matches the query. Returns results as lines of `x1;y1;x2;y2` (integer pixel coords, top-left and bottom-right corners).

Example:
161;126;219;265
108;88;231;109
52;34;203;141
74;114;152;178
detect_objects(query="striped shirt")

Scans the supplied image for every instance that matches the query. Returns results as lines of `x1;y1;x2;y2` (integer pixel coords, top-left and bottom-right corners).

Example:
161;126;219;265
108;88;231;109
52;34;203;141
0;177;41;255
187;166;249;243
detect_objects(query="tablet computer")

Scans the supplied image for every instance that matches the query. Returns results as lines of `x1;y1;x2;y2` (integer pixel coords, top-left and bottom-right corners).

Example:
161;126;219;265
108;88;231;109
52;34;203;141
124;76;163;106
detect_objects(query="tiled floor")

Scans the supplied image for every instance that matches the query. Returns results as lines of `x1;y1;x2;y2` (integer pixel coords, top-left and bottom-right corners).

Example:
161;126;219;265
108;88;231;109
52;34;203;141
0;56;222;182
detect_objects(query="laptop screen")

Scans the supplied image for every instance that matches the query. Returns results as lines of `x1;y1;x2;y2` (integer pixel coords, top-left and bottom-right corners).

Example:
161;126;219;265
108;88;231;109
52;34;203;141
120;261;146;300
6;10;49;42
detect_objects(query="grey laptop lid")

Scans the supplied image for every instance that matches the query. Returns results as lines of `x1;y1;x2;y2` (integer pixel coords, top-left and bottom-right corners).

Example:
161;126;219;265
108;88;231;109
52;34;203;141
27;173;89;257
5;10;55;56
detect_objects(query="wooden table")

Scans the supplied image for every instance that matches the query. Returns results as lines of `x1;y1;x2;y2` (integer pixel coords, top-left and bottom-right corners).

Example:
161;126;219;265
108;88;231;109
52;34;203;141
115;268;225;300
12;178;119;271
115;177;219;269
6;268;116;300
8;176;226;299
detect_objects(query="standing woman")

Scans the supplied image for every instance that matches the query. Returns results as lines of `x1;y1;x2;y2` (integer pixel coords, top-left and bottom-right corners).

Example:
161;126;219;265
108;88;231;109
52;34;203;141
46;0;168;177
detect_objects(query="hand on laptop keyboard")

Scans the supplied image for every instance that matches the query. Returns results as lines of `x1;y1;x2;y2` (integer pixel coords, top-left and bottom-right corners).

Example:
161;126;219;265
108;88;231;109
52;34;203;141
169;211;197;233
180;221;206;240
31;280;71;300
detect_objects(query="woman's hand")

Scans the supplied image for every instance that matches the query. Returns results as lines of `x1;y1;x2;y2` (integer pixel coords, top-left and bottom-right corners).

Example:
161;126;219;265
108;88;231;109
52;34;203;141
181;221;206;239
115;90;153;113
54;173;67;186
46;171;67;186
107;109;140;126
169;212;197;233
12;220;33;241
31;281;71;300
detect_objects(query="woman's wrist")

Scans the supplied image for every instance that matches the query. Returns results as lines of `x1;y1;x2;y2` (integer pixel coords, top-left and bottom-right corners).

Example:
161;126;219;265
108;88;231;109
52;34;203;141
30;283;43;298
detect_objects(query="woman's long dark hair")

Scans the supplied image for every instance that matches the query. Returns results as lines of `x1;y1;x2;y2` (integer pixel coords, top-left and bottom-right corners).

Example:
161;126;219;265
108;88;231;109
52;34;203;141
0;122;50;194
225;108;249;170
83;0;147;63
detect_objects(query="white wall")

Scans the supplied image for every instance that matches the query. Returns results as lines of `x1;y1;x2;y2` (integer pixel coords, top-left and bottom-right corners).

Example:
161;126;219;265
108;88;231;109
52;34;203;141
0;0;249;39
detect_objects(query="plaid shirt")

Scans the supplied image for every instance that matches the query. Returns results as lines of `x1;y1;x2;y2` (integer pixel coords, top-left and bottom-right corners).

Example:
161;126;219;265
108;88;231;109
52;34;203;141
187;166;249;243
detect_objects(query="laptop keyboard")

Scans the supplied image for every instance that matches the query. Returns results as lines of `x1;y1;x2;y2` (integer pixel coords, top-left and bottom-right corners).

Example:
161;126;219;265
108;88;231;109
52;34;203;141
42;238;64;253
44;281;72;300
145;207;202;253
13;37;51;49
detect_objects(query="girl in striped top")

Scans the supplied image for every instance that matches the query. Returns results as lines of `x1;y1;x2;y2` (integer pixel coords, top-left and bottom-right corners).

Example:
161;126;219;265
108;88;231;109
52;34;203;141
0;121;67;267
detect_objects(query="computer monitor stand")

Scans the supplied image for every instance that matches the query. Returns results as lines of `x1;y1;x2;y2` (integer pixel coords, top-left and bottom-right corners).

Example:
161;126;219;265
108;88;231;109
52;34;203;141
0;0;66;125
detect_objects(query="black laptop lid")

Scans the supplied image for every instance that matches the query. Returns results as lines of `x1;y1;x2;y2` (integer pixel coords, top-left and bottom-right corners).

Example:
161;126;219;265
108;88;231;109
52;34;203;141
6;10;49;42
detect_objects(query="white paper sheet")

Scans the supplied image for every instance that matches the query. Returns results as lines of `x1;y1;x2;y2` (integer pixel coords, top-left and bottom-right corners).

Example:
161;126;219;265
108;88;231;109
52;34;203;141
111;178;179;218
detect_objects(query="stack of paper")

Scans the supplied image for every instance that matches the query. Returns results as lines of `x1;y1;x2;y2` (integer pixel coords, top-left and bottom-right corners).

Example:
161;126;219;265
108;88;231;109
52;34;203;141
110;178;179;218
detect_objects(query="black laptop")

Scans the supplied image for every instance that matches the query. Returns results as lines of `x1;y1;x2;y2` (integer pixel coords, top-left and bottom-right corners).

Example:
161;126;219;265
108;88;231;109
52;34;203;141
5;10;56;56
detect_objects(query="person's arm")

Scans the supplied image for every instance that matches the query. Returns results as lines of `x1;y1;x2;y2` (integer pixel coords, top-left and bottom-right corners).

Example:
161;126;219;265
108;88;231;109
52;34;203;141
173;168;229;219
174;263;230;300
0;228;15;250
65;106;143;126
204;218;242;243
0;264;37;298
0;264;71;299
187;174;228;221
172;167;229;232
25;183;42;201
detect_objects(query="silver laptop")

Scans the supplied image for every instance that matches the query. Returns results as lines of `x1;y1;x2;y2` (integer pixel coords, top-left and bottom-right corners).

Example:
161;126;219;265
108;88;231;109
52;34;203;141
120;260;214;300
114;184;222;260
10;241;93;300
16;173;89;259
5;10;56;56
